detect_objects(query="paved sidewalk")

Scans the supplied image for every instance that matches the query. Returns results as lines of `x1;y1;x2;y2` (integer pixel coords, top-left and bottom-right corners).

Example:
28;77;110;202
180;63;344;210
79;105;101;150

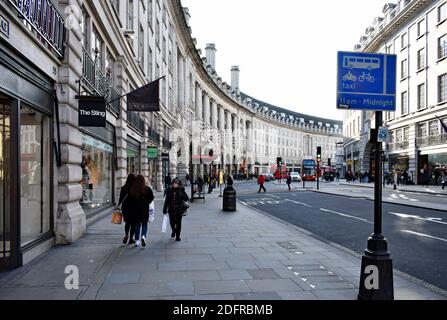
0;192;445;300
340;181;447;196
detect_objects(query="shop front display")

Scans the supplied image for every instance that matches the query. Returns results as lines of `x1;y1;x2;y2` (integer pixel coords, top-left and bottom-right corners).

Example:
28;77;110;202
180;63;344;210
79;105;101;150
80;124;115;216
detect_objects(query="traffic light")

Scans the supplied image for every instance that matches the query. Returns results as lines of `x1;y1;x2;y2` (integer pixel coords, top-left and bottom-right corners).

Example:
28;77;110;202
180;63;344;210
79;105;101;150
317;147;321;163
277;157;282;166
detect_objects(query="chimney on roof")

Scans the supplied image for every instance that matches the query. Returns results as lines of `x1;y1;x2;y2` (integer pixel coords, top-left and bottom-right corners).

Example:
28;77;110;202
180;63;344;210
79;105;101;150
205;43;216;70
231;65;240;94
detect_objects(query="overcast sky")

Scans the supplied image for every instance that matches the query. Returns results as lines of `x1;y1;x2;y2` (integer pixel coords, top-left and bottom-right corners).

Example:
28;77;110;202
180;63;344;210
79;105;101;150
181;0;391;121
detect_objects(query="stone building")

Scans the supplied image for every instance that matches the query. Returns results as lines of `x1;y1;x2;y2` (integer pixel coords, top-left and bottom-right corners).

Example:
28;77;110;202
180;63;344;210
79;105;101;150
343;0;447;184
0;0;341;270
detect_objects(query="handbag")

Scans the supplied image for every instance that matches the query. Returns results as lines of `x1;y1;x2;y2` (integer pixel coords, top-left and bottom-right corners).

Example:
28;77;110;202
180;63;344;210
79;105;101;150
149;202;155;224
161;215;169;233
112;194;128;225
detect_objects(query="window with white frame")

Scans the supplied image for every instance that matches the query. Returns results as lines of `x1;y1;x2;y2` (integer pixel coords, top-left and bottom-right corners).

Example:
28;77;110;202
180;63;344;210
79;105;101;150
439;2;446;23
439;73;447;103
401;33;407;49
401;59;408;78
127;0;134;30
429;120;439;136
417;48;425;69
138;25;144;67
438;34;447;60
418;122;427;137
417;19;425;37
417;83;425;110
404;127;409;141
401;91;408;115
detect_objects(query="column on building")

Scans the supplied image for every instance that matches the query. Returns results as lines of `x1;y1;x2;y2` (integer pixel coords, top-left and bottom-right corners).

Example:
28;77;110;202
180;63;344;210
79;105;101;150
55;1;86;244
225;110;233;168
177;54;185;113
203;93;210;130
408;123;419;184
211;98;218;139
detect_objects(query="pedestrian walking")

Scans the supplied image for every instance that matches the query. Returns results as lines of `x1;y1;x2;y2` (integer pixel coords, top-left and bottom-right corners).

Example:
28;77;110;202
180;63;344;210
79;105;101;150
442;170;447;190
286;174;292;191
257;174;267;193
164;173;172;190
128;175;155;247
118;174;136;245
163;178;189;241
336;170;340;182
185;173;190;186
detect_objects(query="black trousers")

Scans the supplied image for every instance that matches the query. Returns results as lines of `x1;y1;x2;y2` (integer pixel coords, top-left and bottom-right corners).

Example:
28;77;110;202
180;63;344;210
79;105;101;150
258;184;266;192
124;221;136;239
169;214;183;238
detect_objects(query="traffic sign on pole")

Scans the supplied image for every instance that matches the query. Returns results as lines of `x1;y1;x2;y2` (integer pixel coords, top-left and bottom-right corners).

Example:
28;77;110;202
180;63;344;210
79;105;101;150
337;51;397;111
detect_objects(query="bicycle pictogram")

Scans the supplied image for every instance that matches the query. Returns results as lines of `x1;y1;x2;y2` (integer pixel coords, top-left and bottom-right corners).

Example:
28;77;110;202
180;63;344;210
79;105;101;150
358;72;375;83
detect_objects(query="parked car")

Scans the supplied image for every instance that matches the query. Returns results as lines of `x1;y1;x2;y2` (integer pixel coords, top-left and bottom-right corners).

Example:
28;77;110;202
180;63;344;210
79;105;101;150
290;172;302;182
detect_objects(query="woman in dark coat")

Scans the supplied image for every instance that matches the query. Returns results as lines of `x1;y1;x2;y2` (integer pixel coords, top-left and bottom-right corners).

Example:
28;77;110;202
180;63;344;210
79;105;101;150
163;178;189;241
118;174;136;245
128;175;154;247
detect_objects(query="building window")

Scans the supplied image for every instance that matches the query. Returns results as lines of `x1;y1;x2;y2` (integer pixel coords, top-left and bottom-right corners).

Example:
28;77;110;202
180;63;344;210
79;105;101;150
127;0;134;30
80;134;113;214
20;105;51;246
401;59;408;79
401;91;408;115
148;48;153;79
91;26;104;69
404;127;409;141
401;33;407;49
439;34;447;60
417;48;425;69
418;123;427;137
138;25;144;68
439;2;446;23
417;19;425;37
81;6;89;49
417;83;425;110
439;73;447;103
429;120;439;136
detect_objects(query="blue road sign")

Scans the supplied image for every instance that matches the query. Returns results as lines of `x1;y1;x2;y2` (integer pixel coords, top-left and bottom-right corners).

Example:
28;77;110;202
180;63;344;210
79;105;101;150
337;51;396;111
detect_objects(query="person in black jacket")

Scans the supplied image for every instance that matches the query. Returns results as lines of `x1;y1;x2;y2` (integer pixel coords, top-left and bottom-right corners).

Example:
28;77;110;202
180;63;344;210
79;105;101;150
118;174;136;245
128;175;155;247
163;178;189;241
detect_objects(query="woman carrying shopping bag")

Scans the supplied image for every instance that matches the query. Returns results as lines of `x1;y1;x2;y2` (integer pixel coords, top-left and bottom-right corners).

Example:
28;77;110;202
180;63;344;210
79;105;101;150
163;178;189;241
128;175;155;247
118;174;136;245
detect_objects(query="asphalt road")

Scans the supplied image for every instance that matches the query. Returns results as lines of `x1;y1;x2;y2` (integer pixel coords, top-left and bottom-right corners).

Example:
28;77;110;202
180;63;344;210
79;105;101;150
239;190;447;291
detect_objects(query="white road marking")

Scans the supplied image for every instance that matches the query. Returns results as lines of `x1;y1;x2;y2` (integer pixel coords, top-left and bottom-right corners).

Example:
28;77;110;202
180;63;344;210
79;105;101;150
320;208;373;224
400;230;447;243
389;212;447;226
285;199;311;207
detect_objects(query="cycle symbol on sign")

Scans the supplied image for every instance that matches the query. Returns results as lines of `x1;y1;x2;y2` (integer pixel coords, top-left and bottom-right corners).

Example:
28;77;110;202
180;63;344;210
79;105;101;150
358;72;375;83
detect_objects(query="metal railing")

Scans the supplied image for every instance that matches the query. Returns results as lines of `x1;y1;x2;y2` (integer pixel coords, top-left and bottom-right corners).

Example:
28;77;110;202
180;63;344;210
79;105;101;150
148;126;160;142
416;133;447;147
388;140;410;151
127;111;145;133
81;48;120;116
8;0;66;58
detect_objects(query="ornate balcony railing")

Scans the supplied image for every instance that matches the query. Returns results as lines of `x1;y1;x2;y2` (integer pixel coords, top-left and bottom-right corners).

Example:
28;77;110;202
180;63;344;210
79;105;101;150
127;111;145;134
148;126;160;143
416;134;447;147
8;0;66;58
82;48;120;116
387;140;410;151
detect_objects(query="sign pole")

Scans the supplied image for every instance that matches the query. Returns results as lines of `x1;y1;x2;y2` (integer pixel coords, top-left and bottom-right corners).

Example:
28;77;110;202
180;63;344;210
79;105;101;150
358;111;394;300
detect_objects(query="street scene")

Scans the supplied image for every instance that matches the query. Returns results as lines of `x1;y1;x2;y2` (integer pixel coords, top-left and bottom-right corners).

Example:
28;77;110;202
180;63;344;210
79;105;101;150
1;0;447;307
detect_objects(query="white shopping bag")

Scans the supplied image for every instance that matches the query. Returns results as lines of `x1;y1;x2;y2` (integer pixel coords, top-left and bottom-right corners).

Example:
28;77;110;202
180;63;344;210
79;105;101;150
161;215;169;233
149;202;155;223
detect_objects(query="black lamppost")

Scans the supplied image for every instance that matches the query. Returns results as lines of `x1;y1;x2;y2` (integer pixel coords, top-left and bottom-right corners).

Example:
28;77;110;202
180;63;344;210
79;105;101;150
358;111;394;300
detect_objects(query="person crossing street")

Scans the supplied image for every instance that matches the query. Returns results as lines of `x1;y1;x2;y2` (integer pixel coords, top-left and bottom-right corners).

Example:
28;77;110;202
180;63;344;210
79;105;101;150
257;174;267;193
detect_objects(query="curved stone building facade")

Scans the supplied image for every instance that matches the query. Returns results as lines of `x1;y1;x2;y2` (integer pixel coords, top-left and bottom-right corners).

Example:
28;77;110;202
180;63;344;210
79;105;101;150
0;0;342;269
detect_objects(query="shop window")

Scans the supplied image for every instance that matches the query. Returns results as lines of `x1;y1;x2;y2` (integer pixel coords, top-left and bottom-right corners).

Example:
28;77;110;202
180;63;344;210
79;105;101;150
80;134;113;214
20;105;51;246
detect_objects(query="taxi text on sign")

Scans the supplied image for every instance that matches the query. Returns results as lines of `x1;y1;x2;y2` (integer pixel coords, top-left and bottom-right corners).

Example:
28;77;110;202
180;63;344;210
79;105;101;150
337;51;396;111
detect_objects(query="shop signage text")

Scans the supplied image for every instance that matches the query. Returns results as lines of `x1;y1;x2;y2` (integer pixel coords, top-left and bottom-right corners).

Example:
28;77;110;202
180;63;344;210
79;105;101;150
78;96;106;127
0;14;9;38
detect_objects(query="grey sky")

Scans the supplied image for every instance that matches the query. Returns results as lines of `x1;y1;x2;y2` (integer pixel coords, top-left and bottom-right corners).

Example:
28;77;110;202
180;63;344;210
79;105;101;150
181;0;391;120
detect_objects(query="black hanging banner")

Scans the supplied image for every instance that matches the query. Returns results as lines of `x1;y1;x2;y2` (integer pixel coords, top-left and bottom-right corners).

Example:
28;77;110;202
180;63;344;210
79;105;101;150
78;96;106;127
127;78;162;112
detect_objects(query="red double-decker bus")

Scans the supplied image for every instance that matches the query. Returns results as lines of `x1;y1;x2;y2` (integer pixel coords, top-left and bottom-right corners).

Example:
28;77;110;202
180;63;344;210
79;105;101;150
302;159;316;181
